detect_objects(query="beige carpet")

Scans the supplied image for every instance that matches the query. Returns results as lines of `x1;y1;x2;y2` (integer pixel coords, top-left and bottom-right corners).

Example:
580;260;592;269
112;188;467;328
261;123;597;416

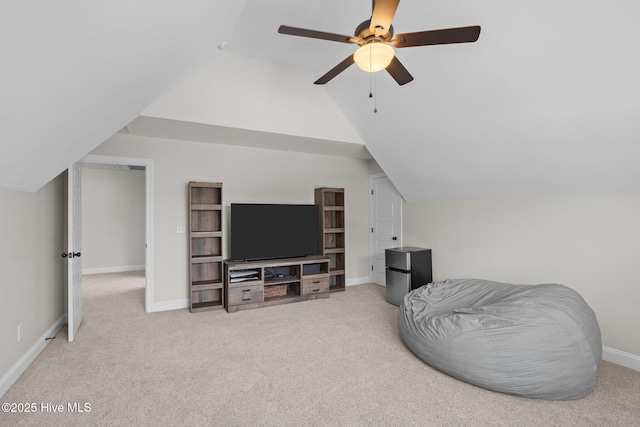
2;271;639;426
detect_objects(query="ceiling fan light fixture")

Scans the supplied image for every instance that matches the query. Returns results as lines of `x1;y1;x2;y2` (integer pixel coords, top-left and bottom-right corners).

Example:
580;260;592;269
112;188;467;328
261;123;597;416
354;42;394;72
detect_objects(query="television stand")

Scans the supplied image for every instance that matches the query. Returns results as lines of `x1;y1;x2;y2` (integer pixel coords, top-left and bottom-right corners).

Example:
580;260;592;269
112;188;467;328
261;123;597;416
224;256;331;313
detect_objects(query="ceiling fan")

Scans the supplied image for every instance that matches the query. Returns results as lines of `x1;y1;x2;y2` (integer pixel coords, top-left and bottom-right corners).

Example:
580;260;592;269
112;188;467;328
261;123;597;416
278;0;481;85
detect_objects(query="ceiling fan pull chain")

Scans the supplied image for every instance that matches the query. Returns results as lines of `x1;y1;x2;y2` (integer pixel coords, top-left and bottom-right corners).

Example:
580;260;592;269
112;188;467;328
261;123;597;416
368;44;377;113
374;72;378;113
369;44;374;99
367;74;377;112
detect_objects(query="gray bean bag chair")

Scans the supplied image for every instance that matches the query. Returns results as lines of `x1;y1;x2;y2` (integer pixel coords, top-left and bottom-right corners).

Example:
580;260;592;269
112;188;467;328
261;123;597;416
398;279;601;400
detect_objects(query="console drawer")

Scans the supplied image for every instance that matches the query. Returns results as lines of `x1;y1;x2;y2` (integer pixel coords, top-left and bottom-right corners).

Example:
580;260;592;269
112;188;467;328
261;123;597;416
302;277;330;295
228;285;264;306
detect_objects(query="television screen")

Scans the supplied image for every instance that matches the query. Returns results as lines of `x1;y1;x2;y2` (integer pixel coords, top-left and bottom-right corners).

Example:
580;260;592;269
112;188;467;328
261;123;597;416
230;203;320;261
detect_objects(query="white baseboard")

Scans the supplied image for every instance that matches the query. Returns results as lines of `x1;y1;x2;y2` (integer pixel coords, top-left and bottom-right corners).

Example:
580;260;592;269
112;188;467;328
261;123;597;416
149;298;189;313
82;265;145;275
0;315;66;398
603;346;640;372
346;276;371;286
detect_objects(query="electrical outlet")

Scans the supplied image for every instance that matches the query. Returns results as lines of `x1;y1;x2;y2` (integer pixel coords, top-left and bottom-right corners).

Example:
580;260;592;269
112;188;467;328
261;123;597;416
17;323;23;342
177;226;186;234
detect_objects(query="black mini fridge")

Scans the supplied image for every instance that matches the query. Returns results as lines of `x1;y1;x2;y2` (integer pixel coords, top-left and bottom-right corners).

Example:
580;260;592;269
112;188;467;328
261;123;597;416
385;247;432;306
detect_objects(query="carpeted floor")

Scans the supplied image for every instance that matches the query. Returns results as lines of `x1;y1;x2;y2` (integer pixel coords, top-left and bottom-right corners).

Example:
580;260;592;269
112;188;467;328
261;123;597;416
2;271;639;426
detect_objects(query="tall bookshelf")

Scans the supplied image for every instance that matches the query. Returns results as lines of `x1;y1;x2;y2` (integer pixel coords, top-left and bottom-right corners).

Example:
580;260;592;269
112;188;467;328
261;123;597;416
188;182;224;312
315;187;346;292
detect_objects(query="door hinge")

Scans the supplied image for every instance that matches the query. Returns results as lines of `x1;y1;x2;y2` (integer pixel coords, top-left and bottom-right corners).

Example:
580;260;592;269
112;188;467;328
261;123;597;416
371;265;374;271
371;227;374;233
371;189;374;195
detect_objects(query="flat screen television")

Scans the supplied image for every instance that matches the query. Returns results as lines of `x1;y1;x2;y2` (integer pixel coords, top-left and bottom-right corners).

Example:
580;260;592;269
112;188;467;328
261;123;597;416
230;203;320;261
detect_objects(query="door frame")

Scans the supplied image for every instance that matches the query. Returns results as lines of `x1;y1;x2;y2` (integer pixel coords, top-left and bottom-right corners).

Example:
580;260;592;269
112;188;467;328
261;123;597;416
78;154;155;313
368;172;402;285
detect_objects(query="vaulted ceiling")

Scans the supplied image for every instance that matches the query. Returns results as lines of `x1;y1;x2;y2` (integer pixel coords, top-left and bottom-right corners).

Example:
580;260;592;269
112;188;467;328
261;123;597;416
2;1;640;201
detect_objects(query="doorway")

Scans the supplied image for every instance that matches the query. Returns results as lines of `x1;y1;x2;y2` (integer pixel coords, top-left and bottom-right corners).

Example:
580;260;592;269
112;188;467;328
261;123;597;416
369;173;402;286
72;154;154;318
82;167;145;276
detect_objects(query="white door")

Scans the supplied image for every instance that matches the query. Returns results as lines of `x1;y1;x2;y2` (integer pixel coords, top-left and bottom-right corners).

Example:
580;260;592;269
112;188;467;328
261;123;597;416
369;174;402;286
67;163;83;342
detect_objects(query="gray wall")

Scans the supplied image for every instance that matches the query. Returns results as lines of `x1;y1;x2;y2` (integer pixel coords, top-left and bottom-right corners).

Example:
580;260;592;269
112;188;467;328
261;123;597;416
92;132;373;304
0;174;65;379
82;168;145;273
402;192;640;357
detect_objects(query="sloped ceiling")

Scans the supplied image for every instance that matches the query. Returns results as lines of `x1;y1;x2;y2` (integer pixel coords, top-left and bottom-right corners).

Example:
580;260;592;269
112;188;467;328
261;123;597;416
0;0;246;192
2;0;640;202
227;0;640;201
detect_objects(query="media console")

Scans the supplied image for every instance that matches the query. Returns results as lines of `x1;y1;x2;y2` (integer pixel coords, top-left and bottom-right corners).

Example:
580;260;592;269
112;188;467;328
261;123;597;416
224;255;331;313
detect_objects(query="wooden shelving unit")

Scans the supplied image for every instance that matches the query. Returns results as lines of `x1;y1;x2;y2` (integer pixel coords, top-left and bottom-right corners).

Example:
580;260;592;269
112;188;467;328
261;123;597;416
224;256;330;313
188;182;224;312
315;187;346;292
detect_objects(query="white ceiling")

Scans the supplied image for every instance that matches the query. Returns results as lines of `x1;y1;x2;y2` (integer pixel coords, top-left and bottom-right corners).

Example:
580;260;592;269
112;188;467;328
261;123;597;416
2;0;640;201
0;0;245;192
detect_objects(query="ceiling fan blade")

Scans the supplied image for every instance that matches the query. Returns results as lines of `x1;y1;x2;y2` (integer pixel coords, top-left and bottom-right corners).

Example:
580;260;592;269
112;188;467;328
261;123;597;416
386;56;414;85
314;55;355;85
369;0;400;36
278;25;359;44
390;26;481;48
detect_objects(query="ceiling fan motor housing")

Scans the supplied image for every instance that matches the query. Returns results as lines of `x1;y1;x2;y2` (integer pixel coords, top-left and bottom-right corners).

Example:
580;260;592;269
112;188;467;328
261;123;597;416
355;19;394;44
